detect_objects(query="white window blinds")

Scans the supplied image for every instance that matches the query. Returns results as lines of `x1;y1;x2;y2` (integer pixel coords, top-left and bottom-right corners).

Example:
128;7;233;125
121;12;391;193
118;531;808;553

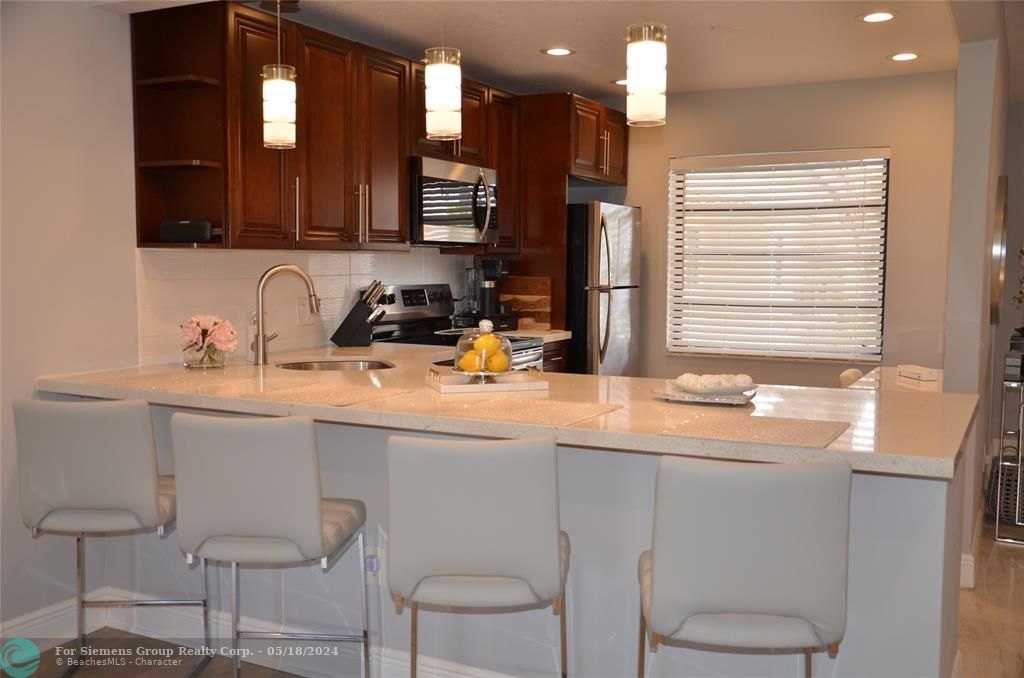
667;150;889;361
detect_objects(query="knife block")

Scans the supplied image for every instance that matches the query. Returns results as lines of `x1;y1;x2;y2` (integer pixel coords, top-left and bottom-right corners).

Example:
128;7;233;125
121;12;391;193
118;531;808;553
331;302;373;347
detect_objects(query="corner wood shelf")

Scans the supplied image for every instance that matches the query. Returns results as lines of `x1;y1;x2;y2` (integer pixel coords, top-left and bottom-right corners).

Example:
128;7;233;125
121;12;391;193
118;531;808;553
134;75;221;90
137;160;223;169
137;241;224;249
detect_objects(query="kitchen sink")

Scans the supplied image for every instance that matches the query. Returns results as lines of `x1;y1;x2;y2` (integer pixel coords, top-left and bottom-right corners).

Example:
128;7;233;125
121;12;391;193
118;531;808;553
275;359;396;372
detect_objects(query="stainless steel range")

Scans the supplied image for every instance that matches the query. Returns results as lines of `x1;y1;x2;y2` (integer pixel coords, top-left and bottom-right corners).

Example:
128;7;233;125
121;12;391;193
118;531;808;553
362;283;544;370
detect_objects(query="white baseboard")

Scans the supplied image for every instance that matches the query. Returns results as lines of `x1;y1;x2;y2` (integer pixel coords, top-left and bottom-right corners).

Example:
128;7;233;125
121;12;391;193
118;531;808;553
1;587;515;678
960;553;976;589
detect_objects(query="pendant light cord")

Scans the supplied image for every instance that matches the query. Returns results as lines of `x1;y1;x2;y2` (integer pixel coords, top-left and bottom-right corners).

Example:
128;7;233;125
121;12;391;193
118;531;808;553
276;0;282;65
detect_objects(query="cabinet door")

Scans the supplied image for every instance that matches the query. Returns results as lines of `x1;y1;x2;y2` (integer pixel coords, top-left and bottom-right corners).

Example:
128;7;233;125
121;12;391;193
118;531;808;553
487;89;519;254
543;339;571;373
357;47;410;246
602;108;628;185
569;95;603;180
454;80;489;166
409;62;452;161
293;27;358;249
226;6;292;248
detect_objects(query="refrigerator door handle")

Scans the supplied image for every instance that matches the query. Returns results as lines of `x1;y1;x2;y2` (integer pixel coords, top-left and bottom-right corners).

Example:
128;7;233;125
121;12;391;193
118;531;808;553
600;213;612;287
598;289;612;364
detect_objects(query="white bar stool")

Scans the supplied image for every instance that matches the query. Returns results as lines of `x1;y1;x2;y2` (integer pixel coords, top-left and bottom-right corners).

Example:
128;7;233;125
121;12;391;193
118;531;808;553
13;399;212;677
637;457;852;678
386;435;570;678
170;413;370;678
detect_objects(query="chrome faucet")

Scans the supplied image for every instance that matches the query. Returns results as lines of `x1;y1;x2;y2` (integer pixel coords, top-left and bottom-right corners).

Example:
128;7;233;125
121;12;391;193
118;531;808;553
254;264;321;365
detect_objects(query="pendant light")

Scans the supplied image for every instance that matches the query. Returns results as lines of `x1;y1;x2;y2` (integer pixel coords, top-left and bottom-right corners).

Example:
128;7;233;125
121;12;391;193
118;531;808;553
424;46;462;140
262;0;296;149
626;23;667;127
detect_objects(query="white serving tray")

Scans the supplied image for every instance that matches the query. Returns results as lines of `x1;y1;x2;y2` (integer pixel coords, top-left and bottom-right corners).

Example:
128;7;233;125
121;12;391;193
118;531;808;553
671;381;758;396
425;368;550;394
653;388;756;406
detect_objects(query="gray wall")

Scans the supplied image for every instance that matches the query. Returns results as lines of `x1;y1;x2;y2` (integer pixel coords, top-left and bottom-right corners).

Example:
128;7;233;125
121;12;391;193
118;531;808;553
625;72;957;386
1;2;140;623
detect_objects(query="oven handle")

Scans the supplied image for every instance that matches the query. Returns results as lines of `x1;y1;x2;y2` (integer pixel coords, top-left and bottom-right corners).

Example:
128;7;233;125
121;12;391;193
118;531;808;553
477;169;493;242
511;347;544;367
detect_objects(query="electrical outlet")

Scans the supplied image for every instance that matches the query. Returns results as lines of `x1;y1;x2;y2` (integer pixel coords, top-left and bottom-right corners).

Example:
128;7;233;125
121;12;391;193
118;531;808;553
295;298;317;326
364;546;383;586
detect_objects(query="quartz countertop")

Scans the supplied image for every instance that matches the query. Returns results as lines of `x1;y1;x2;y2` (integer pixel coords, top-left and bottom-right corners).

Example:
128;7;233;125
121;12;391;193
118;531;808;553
503;329;572;343
36;343;977;480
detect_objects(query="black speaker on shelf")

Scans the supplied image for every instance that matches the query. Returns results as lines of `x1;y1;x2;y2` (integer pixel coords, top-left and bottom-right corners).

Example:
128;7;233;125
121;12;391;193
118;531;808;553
159;219;220;243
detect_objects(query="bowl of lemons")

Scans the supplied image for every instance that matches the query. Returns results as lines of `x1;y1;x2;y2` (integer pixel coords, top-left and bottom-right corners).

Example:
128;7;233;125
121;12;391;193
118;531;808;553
454;319;514;383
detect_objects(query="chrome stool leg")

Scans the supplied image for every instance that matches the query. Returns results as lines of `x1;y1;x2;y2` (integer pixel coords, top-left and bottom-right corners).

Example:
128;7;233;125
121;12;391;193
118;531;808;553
58;535;85;678
358;531;371;678
184;557;212;678
231;562;241;678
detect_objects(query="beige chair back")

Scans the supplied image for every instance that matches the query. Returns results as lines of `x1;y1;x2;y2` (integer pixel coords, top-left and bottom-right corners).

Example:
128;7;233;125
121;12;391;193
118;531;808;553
648;457;852;645
171;413;324;560
387;436;562;603
13;399;162;530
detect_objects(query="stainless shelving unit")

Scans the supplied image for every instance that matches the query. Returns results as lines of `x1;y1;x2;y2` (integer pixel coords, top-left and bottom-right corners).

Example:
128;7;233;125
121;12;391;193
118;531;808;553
995;352;1024;545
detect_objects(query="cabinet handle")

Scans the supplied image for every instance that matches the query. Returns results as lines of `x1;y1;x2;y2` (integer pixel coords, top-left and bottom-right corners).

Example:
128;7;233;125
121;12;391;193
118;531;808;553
363;184;371;241
602;131;610;174
294;176;300;236
357;184;366;243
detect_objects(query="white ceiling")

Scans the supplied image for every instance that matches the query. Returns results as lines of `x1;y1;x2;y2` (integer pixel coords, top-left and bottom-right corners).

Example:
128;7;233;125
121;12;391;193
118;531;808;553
289;1;960;99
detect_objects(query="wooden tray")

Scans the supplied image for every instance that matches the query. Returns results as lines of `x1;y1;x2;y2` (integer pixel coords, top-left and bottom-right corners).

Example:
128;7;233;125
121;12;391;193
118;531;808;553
425;368;550;394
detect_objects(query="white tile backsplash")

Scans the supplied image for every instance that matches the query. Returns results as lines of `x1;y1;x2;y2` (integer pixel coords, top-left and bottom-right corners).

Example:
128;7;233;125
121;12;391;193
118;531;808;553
136;248;471;364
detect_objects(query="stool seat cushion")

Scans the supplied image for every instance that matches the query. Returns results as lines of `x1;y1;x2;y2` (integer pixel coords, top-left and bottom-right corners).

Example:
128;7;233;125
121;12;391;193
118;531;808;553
195;498;366;565
638;550;823;649
409;531;570;608
37;475;177;533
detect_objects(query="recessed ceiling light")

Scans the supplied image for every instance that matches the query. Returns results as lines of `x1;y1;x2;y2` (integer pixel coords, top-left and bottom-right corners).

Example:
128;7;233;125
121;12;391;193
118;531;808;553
861;11;895;23
890;52;918;62
542;47;575;56
613;79;628;86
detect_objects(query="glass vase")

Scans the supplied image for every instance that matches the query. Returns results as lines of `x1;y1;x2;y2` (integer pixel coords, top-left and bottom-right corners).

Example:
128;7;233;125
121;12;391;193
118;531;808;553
182;344;226;369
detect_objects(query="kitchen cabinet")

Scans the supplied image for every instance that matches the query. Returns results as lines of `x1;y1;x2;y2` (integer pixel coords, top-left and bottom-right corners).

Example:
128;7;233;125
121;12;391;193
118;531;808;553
410;63;491;167
226;4;295;248
487;88;520;254
133;3;410;250
292;25;359;250
569;94;628;185
356;47;411;247
542;339;571;373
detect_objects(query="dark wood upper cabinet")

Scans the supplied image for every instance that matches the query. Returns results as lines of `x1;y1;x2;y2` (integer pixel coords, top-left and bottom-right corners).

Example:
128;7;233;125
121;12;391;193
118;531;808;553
603;108;629;185
488;88;520;254
292;26;358;250
569;94;628;185
570;95;604;180
226;4;293;248
455;80;490;166
409;63;492;168
357;47;411;247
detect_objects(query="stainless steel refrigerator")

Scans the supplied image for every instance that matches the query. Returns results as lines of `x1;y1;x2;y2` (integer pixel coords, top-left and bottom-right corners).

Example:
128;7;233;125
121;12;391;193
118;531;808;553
566;202;641;375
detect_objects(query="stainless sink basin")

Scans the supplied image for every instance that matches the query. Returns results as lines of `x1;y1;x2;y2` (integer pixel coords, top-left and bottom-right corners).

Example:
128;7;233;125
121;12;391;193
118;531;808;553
275;359;396;372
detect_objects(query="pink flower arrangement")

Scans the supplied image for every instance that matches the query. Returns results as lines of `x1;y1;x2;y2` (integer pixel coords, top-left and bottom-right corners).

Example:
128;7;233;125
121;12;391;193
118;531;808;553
179;315;237;367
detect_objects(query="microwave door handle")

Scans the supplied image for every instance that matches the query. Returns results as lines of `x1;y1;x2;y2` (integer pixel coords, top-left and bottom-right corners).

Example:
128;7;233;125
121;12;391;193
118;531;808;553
477;169;493;242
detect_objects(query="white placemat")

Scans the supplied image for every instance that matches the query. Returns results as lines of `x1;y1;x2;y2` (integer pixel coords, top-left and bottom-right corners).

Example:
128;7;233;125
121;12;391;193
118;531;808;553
663;416;850;448
241;382;410;407
453;398;622;427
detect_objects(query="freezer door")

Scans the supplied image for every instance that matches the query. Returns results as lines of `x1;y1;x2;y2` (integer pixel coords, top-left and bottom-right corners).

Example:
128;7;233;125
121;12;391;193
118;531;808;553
592;202;640;289
587;287;640;376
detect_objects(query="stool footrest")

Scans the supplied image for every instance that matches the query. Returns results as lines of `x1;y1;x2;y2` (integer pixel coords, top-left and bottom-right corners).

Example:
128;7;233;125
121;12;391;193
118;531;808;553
238;631;364;643
83;598;205;608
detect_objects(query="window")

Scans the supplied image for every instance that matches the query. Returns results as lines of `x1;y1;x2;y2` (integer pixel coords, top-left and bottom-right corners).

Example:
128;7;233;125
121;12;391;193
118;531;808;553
666;150;889;361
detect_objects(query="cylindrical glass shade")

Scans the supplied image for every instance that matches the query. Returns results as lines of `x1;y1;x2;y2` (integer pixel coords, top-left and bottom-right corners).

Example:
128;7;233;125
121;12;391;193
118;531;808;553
424;47;462;141
626;23;667;127
262;64;296;149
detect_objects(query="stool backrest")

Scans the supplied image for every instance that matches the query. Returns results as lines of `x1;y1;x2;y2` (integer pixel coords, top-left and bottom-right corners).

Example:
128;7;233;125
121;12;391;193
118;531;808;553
171;413;324;560
13;399;162;529
387;435;562;603
648;457;851;644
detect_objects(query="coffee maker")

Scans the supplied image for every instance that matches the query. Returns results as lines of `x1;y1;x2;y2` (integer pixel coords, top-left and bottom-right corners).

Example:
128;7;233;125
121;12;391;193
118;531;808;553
453;259;518;330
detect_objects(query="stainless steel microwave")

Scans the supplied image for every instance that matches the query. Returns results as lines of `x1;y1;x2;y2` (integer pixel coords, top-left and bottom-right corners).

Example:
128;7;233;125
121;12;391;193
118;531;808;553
411;157;498;246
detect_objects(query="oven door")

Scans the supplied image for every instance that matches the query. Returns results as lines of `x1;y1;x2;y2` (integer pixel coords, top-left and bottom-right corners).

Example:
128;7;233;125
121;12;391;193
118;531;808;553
412;157;498;245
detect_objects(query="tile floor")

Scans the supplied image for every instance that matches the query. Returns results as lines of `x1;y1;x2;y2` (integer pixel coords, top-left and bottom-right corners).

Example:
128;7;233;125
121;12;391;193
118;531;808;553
956;521;1024;678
